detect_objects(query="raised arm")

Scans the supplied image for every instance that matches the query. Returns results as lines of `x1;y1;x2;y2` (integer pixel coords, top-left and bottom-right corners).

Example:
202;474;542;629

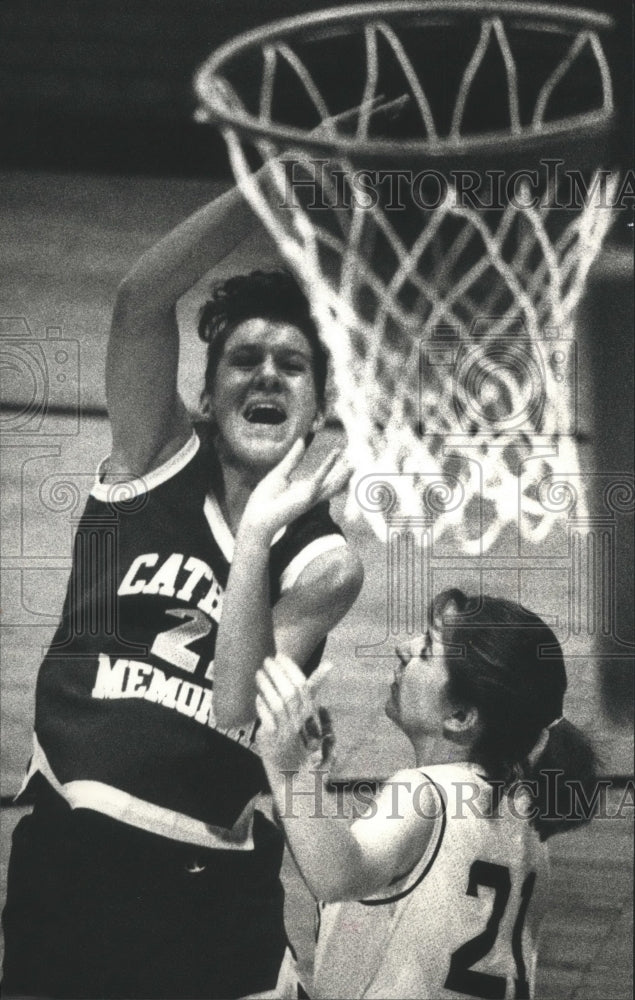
256;655;438;903
106;184;260;478
212;441;363;730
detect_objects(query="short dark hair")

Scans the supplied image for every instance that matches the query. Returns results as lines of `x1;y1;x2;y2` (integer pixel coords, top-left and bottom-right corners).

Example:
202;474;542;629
198;269;328;409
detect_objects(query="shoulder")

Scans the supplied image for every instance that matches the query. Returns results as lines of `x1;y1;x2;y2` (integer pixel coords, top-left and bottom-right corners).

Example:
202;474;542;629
93;428;203;499
281;539;364;610
106;396;192;481
351;768;445;900
275;501;363;597
420;761;485;790
382;766;430;792
420;761;479;781
282;499;345;549
356;768;444;834
378;768;445;818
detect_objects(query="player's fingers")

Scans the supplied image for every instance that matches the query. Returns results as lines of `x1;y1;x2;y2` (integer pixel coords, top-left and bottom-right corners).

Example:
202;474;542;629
281;451;345;513
262;656;309;726
318;706;336;767
321;731;337;767
264;653;310;700
300;704;332;743
317;458;353;502
255;693;276;733
306;660;334;696
269;656;322;734
268;653;308;688
317;707;335;752
311;448;342;489
255;667;286;719
273;438;305;480
318;706;334;735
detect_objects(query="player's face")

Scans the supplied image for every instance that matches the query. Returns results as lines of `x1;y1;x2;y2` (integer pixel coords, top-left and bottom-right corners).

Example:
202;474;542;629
385;630;453;738
210;318;320;474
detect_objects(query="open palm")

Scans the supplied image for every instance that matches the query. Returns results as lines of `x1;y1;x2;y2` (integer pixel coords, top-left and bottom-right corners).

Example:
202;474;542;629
245;439;351;538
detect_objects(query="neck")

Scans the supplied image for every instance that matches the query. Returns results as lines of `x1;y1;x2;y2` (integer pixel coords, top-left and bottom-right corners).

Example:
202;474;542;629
410;734;472;769
214;453;266;534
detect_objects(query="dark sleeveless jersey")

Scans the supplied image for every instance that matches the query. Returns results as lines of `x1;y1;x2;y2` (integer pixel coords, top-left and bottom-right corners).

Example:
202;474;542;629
31;430;346;849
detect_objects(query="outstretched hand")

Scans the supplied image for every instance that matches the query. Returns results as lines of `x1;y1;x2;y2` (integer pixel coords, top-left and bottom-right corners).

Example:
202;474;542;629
256;654;336;772
243;439;351;539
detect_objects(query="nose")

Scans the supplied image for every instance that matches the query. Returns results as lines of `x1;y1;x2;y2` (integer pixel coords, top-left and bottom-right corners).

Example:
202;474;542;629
254;354;281;386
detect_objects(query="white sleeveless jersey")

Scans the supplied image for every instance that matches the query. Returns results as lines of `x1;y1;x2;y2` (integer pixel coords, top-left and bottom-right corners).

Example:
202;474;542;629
313;763;550;1000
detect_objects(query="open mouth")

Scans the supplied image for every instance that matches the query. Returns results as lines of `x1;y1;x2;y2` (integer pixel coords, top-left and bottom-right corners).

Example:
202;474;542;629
243;402;287;426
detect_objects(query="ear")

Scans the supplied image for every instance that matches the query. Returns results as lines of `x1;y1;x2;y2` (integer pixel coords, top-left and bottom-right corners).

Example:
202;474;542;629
443;705;480;741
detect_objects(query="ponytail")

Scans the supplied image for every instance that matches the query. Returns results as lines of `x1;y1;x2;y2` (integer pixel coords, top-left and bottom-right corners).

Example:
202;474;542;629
433;588;602;840
527;719;601;840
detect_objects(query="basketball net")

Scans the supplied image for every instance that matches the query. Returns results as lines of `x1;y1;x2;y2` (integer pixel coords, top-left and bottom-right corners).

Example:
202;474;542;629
196;2;617;553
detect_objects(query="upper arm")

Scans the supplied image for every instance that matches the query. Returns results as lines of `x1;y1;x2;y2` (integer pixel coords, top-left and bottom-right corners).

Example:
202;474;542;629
272;543;363;667
106;282;191;476
103;183;263;476
336;770;440;901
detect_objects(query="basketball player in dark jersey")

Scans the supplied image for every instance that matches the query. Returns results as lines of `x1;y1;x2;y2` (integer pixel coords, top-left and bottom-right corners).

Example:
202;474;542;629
2;184;363;998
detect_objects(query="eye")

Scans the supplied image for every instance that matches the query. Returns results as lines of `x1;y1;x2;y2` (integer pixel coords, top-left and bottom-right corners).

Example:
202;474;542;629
279;356;308;374
229;350;259;369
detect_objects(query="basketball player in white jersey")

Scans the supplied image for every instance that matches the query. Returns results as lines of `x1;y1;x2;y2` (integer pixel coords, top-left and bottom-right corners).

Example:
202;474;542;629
2;183;363;998
256;588;599;999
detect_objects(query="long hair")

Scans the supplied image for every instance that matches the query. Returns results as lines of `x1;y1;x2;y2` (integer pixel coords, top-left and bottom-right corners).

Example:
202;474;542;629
433;588;600;839
198;269;328;410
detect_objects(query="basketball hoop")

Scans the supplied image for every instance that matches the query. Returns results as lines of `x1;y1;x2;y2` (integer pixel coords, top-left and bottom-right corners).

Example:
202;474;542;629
195;2;617;552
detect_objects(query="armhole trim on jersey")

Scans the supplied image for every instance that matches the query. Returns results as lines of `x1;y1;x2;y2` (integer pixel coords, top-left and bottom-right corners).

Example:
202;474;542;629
204;492;287;563
280;535;347;593
360;774;447;907
90;431;200;501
